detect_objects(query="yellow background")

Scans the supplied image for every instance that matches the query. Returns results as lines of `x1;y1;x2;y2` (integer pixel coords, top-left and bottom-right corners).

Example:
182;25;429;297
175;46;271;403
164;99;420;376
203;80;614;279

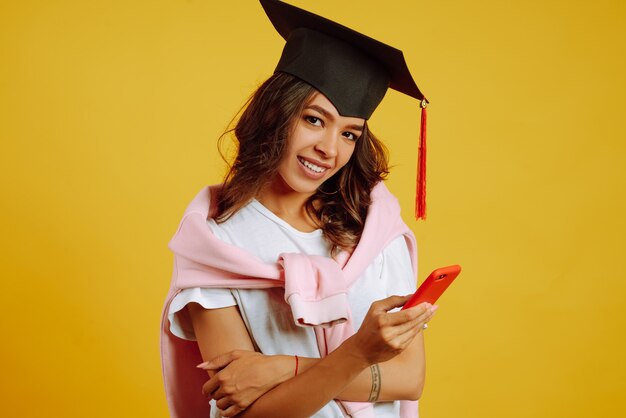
1;0;624;417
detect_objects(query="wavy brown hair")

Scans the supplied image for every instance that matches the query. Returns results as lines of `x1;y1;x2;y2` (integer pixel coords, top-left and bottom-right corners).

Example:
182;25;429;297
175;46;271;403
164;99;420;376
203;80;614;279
216;72;389;254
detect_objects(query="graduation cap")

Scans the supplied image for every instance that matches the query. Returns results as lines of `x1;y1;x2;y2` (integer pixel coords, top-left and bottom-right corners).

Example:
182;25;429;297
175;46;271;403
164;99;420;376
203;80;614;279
260;0;429;219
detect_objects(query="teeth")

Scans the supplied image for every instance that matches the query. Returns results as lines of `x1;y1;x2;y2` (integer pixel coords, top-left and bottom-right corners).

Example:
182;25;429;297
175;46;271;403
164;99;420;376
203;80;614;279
299;158;326;173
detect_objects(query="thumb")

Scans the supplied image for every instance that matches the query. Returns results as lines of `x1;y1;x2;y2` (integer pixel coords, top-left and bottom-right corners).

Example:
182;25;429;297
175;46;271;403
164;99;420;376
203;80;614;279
372;295;411;312
196;350;237;370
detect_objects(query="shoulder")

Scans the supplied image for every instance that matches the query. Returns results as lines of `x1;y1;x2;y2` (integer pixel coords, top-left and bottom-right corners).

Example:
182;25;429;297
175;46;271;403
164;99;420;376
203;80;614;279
364;182;405;232
370;181;401;214
171;184;226;232
380;235;417;292
168;184;228;257
383;235;413;256
179;184;223;219
360;181;413;250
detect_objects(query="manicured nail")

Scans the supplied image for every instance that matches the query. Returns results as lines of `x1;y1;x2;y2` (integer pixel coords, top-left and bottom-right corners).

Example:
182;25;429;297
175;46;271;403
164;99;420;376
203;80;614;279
196;361;210;368
431;305;439;313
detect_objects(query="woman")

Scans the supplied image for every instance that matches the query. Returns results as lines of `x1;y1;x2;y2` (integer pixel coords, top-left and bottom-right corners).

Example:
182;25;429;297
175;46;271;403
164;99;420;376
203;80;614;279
161;1;434;417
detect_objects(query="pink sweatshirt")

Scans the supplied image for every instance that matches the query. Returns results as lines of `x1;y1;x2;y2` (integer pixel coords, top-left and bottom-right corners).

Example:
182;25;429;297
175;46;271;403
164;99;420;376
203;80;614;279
160;182;419;418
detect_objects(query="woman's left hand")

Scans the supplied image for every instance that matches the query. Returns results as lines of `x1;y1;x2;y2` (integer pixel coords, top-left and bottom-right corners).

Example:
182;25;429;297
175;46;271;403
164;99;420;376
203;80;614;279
198;350;293;417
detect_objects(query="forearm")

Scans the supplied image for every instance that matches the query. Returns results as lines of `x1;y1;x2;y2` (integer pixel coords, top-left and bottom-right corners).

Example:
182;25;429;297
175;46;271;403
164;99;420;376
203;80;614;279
338;332;425;401
294;332;425;402
238;336;370;418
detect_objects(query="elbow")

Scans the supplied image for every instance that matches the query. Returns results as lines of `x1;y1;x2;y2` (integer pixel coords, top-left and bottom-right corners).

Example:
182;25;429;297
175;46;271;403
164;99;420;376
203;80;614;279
408;351;426;400
404;370;425;401
410;379;425;401
403;380;424;401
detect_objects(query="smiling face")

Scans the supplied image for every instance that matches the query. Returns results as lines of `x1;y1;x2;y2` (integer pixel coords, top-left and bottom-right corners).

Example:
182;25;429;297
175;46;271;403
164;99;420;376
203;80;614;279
274;92;365;197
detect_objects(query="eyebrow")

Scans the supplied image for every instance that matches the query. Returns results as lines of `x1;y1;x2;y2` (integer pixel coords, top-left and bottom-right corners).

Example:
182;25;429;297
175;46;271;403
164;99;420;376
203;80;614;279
305;105;364;132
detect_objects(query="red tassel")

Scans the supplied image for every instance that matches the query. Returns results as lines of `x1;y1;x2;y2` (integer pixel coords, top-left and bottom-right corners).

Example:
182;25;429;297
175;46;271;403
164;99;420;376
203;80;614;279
415;100;427;220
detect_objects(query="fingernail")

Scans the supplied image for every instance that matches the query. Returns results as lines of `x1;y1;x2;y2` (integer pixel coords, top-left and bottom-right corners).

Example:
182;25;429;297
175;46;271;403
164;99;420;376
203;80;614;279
430;305;439;313
196;361;210;368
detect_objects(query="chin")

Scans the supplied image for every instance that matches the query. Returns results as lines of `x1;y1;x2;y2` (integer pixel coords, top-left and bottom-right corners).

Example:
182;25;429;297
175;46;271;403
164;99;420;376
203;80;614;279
285;180;322;195
278;174;324;196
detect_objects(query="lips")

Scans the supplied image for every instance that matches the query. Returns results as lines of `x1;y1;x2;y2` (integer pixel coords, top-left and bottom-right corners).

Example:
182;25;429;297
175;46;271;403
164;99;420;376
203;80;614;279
298;156;331;170
297;156;332;179
297;158;326;174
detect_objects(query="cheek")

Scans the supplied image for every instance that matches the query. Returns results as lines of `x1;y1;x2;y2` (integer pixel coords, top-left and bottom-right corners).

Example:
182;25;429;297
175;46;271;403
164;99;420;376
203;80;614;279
337;143;357;168
288;123;314;150
280;131;302;164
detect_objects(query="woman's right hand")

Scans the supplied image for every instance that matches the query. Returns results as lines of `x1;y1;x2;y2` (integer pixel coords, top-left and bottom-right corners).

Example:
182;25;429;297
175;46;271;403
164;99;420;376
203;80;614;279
198;350;293;417
349;295;437;365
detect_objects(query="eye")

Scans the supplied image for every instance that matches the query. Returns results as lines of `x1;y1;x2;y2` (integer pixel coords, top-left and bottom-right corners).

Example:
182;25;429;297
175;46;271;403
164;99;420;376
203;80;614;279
342;131;359;141
304;115;323;126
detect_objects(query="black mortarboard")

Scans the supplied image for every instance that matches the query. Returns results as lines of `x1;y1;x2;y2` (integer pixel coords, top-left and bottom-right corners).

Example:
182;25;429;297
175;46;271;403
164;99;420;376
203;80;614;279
259;0;429;219
260;0;427;119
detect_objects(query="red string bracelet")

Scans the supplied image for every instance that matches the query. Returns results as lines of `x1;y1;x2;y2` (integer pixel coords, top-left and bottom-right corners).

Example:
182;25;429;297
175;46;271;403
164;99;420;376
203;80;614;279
294;355;299;377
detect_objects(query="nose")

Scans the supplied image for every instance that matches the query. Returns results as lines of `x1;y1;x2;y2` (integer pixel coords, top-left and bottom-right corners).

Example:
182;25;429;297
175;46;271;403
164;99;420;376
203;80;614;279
314;130;338;159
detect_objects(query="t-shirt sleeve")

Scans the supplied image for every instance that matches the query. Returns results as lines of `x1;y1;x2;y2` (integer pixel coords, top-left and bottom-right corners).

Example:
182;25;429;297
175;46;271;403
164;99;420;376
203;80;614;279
381;235;418;297
167;287;237;341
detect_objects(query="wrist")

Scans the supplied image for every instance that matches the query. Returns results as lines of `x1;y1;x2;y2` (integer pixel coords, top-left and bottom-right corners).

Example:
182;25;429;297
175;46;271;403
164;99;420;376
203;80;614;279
335;335;373;369
276;355;297;383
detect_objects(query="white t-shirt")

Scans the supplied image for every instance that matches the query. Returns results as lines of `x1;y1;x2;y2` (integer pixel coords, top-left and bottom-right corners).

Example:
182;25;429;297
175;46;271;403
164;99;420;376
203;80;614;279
168;199;417;418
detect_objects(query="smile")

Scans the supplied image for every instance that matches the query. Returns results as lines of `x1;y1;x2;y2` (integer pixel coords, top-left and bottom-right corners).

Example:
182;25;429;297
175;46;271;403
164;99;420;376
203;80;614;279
298;157;328;174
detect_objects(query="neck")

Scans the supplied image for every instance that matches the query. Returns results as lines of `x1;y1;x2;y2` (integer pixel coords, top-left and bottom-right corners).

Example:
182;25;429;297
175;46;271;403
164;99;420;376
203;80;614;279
256;179;318;232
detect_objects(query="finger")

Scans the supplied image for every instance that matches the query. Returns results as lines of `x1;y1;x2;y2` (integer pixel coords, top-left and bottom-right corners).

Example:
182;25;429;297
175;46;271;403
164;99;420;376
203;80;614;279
202;374;221;397
403;301;438;315
211;383;230;400
389;308;436;336
197;350;238;370
392;325;423;348
396;313;430;341
215;396;233;411
371;295;411;312
221;404;244;418
408;306;436;328
378;324;422;355
386;302;431;326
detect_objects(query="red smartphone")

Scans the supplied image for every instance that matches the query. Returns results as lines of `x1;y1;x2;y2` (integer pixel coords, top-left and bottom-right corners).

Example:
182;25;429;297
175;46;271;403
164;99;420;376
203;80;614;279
401;265;462;310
